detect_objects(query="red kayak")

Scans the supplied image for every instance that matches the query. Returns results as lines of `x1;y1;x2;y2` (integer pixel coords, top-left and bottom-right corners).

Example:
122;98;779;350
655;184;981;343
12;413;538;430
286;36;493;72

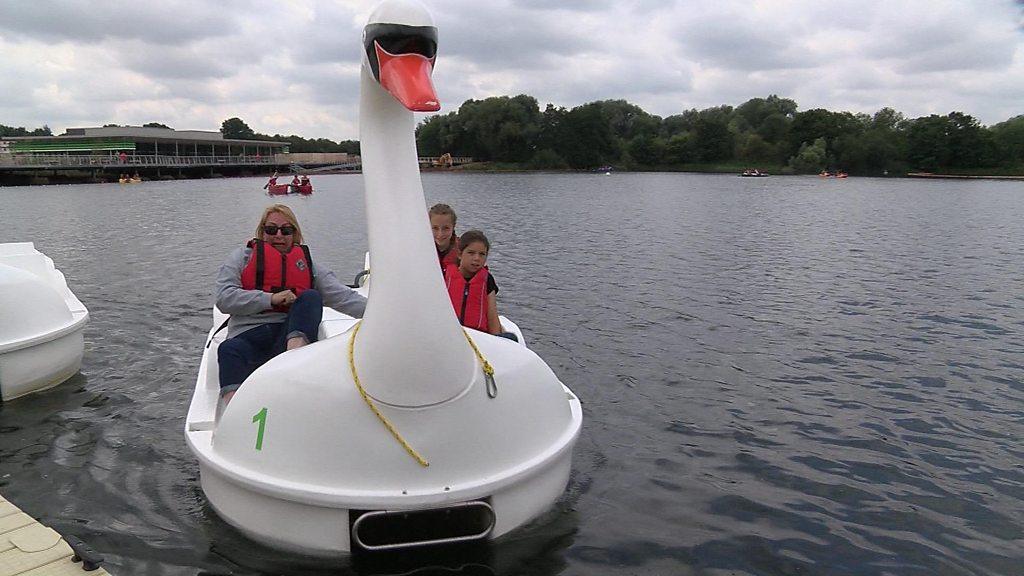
290;184;314;195
267;184;290;195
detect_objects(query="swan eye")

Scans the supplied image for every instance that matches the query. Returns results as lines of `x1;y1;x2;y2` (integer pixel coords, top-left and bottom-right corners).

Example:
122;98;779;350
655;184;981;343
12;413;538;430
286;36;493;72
364;23;438;81
376;35;436;59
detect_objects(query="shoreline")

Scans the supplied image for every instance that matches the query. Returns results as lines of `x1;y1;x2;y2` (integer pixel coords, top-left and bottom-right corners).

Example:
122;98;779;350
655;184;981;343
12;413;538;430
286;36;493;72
906;172;1024;181
3;167;1024;186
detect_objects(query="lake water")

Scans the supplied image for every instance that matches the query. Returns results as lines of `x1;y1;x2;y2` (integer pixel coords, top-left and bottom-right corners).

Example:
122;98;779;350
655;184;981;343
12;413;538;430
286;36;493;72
1;173;1022;575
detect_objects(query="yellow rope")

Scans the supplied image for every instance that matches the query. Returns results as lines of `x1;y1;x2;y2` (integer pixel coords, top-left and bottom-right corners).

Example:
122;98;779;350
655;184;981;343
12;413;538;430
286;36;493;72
347;321;429;467
463;330;498;398
462;330;494;377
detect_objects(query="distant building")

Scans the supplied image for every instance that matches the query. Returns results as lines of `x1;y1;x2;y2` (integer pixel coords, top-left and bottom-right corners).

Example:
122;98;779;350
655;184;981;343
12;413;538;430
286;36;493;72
4;126;287;158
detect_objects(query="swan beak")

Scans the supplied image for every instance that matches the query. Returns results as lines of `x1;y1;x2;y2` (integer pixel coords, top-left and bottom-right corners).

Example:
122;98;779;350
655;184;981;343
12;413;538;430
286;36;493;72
376;42;440;112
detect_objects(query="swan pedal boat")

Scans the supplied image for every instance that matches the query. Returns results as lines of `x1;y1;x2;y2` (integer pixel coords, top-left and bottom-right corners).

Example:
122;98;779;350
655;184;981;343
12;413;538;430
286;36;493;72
186;290;582;555
0;242;88;401
186;0;582;556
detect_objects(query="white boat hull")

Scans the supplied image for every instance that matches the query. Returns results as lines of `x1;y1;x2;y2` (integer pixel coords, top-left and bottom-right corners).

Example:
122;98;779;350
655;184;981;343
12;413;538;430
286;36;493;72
186;306;581;556
0;328;85;401
194;419;576;556
0;243;88;401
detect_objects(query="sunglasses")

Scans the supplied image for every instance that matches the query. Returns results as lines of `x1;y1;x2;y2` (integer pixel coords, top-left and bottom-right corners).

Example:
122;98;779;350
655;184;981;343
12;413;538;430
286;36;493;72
263;224;296;236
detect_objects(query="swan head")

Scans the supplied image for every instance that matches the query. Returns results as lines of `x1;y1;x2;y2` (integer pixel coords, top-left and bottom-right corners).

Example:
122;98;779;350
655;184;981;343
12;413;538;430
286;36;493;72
363;0;440;112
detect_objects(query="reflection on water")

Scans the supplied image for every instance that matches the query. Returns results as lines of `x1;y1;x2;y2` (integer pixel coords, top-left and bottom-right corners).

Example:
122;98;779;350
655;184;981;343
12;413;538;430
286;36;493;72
1;174;1022;575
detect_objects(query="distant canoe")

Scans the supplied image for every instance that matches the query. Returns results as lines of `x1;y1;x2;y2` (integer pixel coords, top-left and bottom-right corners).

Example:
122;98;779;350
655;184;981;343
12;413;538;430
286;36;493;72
289;183;314;195
267;184;290;195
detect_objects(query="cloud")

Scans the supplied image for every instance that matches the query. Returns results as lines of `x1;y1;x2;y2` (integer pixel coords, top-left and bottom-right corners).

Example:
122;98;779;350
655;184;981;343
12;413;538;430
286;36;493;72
0;0;1021;138
0;1;238;45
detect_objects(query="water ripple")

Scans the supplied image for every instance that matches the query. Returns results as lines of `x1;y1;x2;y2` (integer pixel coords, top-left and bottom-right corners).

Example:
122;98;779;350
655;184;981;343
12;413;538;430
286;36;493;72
0;174;1021;574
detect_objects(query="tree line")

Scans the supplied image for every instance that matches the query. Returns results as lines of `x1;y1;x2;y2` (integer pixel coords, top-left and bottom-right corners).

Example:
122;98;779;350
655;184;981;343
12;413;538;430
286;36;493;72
0;124;52;137
220;118;360;155
6;100;1023;174
414;95;1024;174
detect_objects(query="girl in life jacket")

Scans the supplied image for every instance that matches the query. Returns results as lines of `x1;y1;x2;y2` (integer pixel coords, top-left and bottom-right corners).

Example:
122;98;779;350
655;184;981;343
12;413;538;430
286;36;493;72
429;202;460;270
215;204;366;404
443;230;518;341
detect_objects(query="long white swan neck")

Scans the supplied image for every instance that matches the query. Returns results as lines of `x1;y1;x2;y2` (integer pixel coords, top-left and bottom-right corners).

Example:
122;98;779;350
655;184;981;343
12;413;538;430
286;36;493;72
356;65;476;407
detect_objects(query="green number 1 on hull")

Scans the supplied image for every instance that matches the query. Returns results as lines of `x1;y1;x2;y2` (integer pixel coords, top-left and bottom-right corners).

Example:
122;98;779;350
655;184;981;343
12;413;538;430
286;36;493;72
253;407;268;450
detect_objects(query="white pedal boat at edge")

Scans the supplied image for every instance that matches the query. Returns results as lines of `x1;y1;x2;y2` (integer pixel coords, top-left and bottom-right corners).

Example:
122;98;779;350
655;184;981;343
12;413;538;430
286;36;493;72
0;242;88;401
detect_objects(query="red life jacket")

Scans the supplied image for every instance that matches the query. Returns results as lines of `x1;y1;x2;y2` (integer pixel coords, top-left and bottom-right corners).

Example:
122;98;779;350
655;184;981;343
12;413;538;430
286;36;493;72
240;240;314;312
437;235;460;270
444;263;489;332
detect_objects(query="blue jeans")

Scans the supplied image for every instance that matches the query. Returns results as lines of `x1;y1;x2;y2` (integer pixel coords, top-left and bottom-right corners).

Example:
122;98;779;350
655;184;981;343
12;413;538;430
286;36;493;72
218;289;323;394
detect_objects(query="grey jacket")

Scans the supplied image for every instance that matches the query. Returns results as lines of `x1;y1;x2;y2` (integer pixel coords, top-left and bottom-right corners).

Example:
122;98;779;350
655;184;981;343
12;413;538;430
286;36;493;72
215;245;366;338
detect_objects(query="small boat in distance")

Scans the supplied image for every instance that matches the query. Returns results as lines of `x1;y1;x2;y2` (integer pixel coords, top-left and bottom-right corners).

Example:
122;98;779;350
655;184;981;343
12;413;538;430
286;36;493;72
290;175;314;195
819;170;848;178
740;169;769;177
266;174;313;195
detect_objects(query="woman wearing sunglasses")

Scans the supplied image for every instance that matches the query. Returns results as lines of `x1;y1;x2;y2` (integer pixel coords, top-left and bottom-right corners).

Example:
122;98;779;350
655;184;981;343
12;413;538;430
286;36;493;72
214;203;366;404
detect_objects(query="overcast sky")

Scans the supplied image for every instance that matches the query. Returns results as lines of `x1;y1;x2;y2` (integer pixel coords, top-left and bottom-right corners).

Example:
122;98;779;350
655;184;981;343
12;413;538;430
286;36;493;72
1;1;1022;140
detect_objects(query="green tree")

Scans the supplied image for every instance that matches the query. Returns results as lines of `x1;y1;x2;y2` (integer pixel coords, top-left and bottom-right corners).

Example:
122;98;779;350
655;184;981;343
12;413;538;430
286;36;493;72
871;107;904;131
444;95;541;162
143;122;172;129
416;114;446;156
756;113;791;144
664;132;698;164
736;95;796;133
735;133;777;164
788;108;863;160
559;103;619;168
990;115;1024;166
662;111;699;138
590;99;661;141
527;148;568;169
789;137;827;173
0;124;51;137
627;134;666;166
693;109;734;162
944;112;995;168
906;115;950;170
221;117;256;139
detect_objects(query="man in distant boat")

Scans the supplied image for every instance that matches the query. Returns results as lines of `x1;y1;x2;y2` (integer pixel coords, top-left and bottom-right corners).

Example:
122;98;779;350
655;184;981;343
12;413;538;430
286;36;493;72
265;172;278;188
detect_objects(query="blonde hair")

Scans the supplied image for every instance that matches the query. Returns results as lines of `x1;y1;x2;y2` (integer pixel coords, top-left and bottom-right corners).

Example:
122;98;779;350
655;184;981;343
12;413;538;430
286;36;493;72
255;203;304;244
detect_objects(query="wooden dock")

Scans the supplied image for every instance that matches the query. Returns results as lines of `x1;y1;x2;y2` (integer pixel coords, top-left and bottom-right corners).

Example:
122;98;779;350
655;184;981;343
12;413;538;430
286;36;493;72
0;494;111;576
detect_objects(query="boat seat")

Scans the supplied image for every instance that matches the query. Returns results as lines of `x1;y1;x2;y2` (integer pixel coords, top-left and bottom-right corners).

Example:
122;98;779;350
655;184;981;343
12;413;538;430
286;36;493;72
189;308;356;432
0;250;59;284
319;308;359;339
187;324;227;432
